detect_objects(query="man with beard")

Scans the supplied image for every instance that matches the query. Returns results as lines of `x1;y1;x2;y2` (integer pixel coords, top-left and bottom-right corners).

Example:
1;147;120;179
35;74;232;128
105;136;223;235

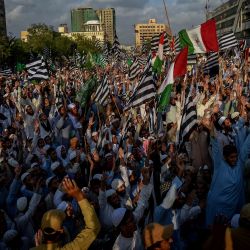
99;176;121;230
39;112;53;139
50;161;67;181
45;176;60;210
216;116;236;153
206;133;250;226
111;178;133;210
55;105;74;148
32;177;100;250
111;181;153;250
165;93;181;126
22;105;37;140
67;103;82;140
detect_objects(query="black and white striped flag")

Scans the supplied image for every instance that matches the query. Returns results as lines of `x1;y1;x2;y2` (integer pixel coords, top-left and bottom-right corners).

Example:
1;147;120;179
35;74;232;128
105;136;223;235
129;58;141;80
137;56;147;67
187;54;197;65
94;75;110;105
26;57;49;81
151;35;159;52
219;32;238;51
178;87;197;148
112;34;121;62
125;57;155;111
75;50;82;67
174;36;181;53
95;40;103;51
103;43;109;61
0;68;12;77
203;52;219;77
69;65;83;82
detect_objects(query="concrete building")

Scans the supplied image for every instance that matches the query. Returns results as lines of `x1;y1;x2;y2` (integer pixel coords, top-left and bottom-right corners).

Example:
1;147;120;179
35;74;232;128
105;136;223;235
0;0;7;37
58;24;68;34
20;31;29;42
71;7;99;32
63;18;105;42
96;8;116;44
207;0;250;40
134;19;171;47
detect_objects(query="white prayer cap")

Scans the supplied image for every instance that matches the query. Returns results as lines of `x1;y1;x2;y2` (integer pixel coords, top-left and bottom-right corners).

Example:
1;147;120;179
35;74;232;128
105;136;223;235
105;153;113;158
148;136;156;140
3;230;18;243
51;161;60;171
16;197;28;212
218;116;227;126
57;201;68;212
231;214;240;228
105;189;116;198
46;176;57;187
112;208;127;227
68;103;76;110
21;172;30;182
8;158;19;168
31;162;39;168
93;174;103;180
231;112;240;119
9;134;17;140
92;131;98;137
111;179;124;190
203;165;209;170
69;151;77;161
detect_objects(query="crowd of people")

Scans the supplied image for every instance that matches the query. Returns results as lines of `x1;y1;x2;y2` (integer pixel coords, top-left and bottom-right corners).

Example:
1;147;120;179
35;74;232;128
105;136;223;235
0;53;250;250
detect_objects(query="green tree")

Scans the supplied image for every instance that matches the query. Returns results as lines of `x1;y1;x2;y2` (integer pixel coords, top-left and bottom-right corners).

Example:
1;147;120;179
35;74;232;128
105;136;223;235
74;34;101;54
54;35;74;58
27;23;56;54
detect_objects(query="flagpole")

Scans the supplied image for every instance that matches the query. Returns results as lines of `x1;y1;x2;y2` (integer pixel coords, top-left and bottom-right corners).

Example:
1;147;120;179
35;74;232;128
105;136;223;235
162;0;173;38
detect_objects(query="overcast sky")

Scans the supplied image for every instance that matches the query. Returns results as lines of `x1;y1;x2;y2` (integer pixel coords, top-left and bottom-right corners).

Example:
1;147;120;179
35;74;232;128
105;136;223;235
5;0;222;45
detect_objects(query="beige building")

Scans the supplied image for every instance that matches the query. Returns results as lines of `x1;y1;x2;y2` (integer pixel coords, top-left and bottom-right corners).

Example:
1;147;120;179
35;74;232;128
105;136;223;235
135;19;171;47
62;20;105;42
96;8;116;44
58;24;69;34
20;31;29;42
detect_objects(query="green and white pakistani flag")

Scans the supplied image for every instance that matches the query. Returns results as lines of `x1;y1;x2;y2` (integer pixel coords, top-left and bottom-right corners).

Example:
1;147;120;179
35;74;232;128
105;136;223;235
158;47;188;110
178;19;219;54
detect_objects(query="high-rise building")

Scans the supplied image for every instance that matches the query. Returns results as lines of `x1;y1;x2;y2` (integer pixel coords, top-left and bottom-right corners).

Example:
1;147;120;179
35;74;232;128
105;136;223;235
0;0;7;37
71;7;99;32
207;0;250;40
134;19;171;47
96;8;116;44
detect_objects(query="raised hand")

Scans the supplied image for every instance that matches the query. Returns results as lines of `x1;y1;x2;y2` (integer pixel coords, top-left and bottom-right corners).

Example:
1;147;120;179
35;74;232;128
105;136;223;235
62;177;85;201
